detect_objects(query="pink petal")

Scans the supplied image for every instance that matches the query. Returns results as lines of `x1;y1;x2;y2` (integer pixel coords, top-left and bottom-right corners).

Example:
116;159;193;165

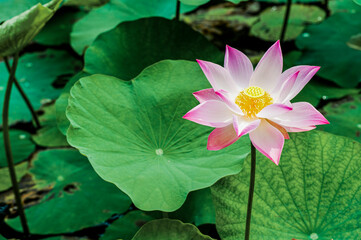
215;89;243;115
207;124;239;150
273;71;299;103
270;102;329;128
183;100;233;128
283;126;316;132
249;120;284;165
256;103;292;119
277;66;320;102
193;88;220;103
197;59;239;95
233;116;260;137
224;45;253;89
249;41;283;93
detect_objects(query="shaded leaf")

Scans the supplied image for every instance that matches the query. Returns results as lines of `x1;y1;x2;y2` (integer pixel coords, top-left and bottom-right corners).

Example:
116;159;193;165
0;162;28;192
84;17;223;80
70;0;198;54
7;149;132;233
0;49;81;124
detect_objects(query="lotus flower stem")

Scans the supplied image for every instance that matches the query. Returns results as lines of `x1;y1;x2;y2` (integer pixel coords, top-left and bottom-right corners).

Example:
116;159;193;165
280;0;292;43
175;0;181;21
2;53;30;238
245;142;256;240
4;57;41;129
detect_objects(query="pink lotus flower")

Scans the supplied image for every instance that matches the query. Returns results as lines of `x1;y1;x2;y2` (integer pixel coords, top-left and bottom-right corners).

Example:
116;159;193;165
183;40;329;165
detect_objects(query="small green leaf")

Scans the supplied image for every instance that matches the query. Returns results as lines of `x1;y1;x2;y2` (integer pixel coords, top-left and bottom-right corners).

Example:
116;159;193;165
0;0;62;57
66;60;249;211
296;12;361;87
7;149;132;233
32;104;69;147
102;211;155;240
0;130;35;167
250;4;325;41
212;131;361;239
132;219;215;240
179;0;210;6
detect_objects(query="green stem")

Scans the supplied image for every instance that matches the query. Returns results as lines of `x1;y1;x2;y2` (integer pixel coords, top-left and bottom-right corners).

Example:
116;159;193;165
175;0;180;21
244;142;256;240
280;0;292;43
4;57;41;129
3;53;30;238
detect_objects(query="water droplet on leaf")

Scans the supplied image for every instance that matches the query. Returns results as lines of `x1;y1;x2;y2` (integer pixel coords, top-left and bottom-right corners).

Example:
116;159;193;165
302;32;310;38
310;233;318;240
155;148;164;156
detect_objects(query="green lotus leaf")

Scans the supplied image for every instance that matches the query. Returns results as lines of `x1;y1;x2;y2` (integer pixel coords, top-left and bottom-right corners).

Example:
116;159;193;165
0;130;35;167
7;149;132;233
66;60;249;211
250;4;325;41
319;94;361;143
0;0;62;57
131;219;215;240
32;103;68;147
212;131;361;239
0;49;81;125
355;0;361;5
179;0;210;6
296;12;361;87
0;162;28;192
84;17;223;80
102;211;155;240
70;0;198;55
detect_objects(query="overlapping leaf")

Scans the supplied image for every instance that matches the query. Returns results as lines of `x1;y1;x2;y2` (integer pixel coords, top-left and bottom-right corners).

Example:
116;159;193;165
66;60;249;211
212;131;361;239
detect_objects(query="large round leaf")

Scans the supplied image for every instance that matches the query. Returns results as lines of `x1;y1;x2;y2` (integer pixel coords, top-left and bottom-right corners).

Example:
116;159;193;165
296;12;361;87
319;94;361;143
0;130;35;167
66;60;249;211
0;49;81;124
7;149;132;233
132;219;215;240
84;17;223;80
0;0;48;21
212;131;361;239
70;0;198;54
250;4;325;41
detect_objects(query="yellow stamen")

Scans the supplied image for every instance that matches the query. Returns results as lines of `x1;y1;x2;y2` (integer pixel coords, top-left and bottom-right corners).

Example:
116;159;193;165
235;86;273;119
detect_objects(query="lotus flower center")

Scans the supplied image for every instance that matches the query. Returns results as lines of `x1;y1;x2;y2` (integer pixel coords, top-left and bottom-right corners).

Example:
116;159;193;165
235;86;273;119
